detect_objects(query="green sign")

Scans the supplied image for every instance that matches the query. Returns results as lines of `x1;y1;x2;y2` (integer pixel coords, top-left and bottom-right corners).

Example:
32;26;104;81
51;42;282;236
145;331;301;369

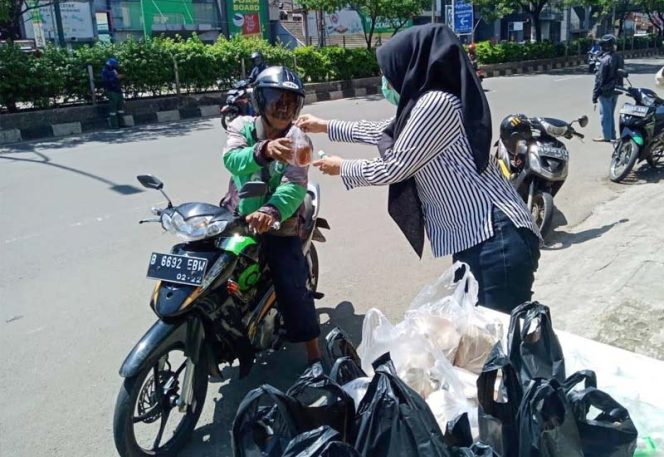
226;0;269;39
139;0;195;38
363;16;413;34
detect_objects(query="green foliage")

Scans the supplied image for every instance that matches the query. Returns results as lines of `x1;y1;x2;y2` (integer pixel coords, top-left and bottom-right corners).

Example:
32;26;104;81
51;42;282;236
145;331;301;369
294;46;331;82
319;46;379;80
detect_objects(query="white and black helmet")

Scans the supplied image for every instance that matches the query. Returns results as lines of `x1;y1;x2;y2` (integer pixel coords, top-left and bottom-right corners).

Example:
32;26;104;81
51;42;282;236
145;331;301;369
252;66;305;122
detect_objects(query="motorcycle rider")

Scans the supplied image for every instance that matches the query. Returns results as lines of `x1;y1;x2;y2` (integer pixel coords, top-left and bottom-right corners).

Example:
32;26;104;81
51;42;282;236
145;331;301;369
247;51;268;83
221;66;322;364
593;34;624;142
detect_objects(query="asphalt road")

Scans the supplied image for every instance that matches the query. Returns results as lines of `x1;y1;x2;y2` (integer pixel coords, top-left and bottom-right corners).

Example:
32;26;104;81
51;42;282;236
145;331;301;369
1;58;662;456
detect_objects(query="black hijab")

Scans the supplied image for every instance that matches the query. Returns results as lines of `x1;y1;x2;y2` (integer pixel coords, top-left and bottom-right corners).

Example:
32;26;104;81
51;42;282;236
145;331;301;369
375;24;492;257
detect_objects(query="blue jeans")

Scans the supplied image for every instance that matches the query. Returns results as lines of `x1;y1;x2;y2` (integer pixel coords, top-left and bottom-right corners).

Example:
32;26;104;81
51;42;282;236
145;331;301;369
598;94;618;141
453;207;540;314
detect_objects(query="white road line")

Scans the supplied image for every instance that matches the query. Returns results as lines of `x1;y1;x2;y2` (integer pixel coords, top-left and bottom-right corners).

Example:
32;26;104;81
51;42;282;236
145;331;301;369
554;75;585;82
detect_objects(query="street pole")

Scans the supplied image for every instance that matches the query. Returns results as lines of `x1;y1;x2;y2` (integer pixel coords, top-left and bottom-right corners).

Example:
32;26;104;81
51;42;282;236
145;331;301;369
53;0;66;47
431;0;435;23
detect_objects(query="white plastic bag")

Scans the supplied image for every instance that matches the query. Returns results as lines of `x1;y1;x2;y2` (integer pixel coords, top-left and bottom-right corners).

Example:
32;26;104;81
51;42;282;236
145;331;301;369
286;126;312;166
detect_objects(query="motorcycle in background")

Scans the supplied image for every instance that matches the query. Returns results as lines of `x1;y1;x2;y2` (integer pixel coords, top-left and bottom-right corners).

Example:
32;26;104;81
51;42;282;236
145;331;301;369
610;70;664;183
496;115;588;236
113;175;329;457
220;79;254;131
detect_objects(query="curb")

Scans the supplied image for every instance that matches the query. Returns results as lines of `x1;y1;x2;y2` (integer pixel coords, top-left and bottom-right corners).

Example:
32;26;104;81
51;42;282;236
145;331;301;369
0;78;382;146
482;48;663;78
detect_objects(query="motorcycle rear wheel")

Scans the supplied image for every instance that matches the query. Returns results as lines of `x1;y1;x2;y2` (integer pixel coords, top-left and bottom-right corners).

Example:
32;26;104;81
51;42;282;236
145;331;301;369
646;145;664;169
532;191;554;237
113;344;208;457
220;110;239;131
610;139;640;183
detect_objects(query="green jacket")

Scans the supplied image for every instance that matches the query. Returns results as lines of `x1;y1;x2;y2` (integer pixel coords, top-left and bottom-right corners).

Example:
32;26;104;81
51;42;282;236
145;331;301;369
222;116;308;221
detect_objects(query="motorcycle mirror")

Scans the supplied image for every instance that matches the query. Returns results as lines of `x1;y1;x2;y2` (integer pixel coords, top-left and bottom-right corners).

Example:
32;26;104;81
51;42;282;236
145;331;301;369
578;115;589;128
239;181;268;199
137;174;164;190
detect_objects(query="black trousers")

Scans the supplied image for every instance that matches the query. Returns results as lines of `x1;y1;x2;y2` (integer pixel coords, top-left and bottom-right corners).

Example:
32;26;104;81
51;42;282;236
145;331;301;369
453;206;541;314
263;235;320;343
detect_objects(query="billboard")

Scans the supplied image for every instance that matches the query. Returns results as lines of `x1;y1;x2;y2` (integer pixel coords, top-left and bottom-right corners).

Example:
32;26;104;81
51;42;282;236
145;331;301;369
23;0;95;41
307;8;412;37
226;0;269;38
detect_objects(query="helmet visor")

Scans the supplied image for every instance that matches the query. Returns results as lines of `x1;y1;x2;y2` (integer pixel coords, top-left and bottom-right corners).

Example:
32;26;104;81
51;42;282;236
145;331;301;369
261;88;303;121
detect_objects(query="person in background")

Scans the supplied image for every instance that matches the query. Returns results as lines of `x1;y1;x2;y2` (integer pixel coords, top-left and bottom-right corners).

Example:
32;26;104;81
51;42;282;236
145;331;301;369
247;51;268;83
101;57;125;129
593;35;624;142
298;24;541;314
655;66;664;88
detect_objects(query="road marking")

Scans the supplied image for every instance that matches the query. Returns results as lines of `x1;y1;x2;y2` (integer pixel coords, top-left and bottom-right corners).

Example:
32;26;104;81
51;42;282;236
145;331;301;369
554;75;585;82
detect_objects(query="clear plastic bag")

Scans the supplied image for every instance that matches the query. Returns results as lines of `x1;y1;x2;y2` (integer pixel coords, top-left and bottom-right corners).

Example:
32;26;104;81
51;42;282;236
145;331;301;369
341;377;371;410
286;126;312;166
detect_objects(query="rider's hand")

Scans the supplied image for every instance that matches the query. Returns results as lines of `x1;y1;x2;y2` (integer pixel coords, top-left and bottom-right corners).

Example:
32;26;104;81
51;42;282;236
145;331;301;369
246;211;275;234
296;114;329;134
313;155;343;176
266;138;293;163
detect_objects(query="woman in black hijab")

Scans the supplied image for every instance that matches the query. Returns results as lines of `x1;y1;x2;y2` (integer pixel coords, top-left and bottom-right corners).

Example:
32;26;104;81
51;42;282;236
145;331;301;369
298;24;540;313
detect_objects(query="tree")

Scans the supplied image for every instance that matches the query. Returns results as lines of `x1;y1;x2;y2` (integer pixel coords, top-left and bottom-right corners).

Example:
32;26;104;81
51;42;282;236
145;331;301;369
297;0;344;46
350;0;429;49
0;0;55;41
471;0;551;41
634;0;664;36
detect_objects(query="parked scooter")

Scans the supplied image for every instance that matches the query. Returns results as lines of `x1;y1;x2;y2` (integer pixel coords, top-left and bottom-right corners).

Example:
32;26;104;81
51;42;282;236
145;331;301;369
220;79;254;130
496;114;588;236
609;69;664;182
113;175;329;457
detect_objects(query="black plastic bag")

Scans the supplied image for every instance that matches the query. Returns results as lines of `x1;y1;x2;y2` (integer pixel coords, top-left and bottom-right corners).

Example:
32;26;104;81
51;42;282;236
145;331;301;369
564;372;638;457
507;302;566;388
282;426;362;457
232;384;304;457
286;362;356;442
354;352;452;457
330;356;367;385
325;327;362;366
517;378;583;457
451;443;499;457
477;343;523;457
445;413;474;448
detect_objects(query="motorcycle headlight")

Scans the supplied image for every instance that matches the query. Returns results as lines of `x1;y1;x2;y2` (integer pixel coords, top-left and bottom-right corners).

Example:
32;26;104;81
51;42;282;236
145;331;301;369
642;95;655;107
161;212;228;242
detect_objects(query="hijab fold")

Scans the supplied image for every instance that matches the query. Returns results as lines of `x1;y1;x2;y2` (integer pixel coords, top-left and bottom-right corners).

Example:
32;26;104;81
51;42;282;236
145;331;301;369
375;24;492;257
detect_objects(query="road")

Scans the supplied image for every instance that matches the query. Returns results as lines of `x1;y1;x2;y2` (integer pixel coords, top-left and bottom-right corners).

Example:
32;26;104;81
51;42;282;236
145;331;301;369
1;58;662;456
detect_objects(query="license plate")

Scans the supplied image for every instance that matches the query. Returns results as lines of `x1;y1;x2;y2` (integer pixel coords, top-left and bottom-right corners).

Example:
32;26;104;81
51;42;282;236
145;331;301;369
539;146;569;160
620;104;649;117
146;253;208;286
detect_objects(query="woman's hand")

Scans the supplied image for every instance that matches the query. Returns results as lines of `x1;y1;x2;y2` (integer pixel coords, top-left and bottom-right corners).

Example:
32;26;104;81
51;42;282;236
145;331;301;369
246;211;276;234
296;114;329;134
313;155;343;176
266;138;293;163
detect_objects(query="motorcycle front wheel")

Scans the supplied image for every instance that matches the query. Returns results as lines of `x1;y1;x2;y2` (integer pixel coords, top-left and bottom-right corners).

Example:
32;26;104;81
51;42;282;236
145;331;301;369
610;139;640;183
113;344;208;457
531;191;554;237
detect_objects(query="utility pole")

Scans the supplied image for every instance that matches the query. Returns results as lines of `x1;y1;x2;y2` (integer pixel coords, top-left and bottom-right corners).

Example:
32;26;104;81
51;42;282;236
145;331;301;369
53;0;66;47
431;0;435;23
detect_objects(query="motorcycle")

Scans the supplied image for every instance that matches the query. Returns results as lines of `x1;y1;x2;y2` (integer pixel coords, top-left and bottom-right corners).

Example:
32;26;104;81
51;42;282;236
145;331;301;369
220;79;254;131
113;175;329;457
587;50;601;74
609;70;664;183
496;115;588;236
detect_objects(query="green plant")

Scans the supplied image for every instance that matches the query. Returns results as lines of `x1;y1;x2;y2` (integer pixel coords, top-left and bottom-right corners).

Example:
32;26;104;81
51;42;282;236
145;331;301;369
294;46;331;82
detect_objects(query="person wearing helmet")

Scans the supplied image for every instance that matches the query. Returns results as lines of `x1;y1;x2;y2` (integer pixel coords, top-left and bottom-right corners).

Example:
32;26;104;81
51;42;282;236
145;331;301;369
592;34;624;142
498;114;532;173
220;66;321;364
101;57;125;129
247;51;268;83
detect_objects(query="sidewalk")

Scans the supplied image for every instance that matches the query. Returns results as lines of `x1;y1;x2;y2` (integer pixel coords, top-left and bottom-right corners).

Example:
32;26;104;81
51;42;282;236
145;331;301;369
534;176;664;360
